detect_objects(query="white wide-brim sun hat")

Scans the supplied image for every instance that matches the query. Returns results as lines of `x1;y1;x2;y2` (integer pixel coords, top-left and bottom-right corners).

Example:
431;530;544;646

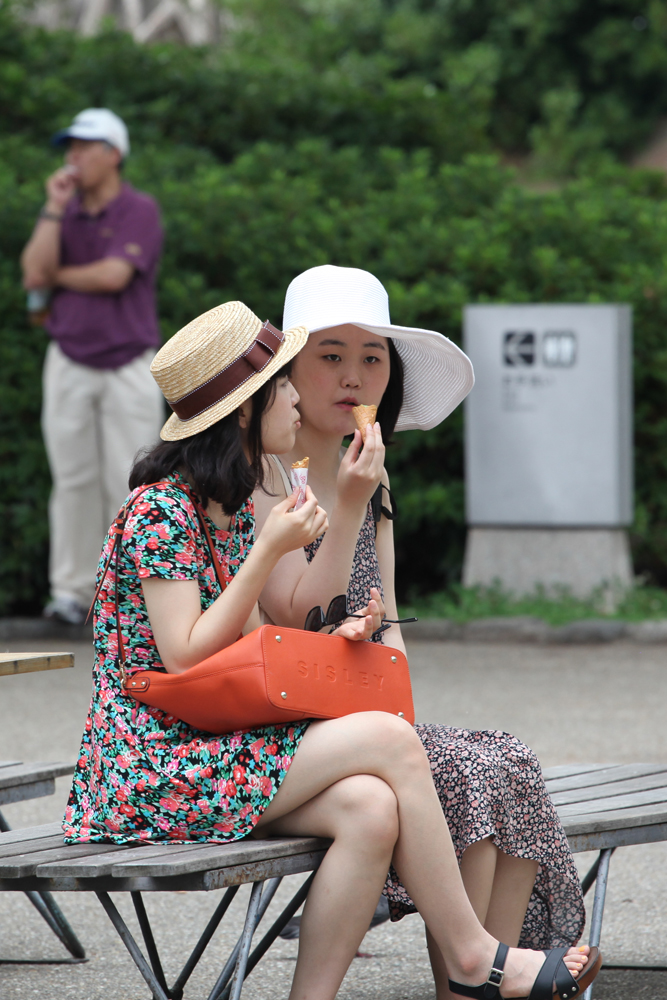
282;265;474;431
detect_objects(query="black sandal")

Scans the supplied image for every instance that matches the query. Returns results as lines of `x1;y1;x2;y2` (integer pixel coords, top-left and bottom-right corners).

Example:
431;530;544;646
448;942;602;1000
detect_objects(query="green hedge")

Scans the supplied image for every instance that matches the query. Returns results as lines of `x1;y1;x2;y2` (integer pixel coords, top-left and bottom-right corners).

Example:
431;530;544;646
4;129;667;611
3;6;667;612
4;1;667;169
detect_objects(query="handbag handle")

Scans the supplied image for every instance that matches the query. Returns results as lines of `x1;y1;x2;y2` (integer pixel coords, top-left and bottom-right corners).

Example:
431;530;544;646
88;480;228;687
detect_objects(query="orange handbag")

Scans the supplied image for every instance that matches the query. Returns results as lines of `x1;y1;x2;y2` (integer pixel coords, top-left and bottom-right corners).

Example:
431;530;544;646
96;482;414;734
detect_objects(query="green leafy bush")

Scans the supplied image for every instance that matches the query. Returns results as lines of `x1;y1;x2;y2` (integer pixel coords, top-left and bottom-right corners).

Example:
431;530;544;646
399;581;667;626
4;7;667;612
4;132;667;610
5;1;667;170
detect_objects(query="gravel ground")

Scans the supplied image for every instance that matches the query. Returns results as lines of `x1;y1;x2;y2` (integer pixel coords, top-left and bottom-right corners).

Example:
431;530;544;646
1;637;666;999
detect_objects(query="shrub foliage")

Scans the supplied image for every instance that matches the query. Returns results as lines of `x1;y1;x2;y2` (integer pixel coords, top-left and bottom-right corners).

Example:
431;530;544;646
2;5;667;611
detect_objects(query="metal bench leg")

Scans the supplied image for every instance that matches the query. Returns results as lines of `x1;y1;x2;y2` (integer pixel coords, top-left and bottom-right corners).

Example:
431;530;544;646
207;878;282;1000
228;881;264;1000
0;809;86;961
581;847;614;1000
24;889;86;960
96;891;170;1000
169;885;240;1000
132;892;170;998
218;869;318;999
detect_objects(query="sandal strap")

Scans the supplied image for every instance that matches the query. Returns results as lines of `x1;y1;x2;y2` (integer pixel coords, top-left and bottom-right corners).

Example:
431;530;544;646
528;948;579;1000
448;942;509;999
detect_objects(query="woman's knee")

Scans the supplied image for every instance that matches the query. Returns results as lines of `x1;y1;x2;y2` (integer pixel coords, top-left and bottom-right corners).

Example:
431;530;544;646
364;712;432;775
355;711;426;754
332;774;399;849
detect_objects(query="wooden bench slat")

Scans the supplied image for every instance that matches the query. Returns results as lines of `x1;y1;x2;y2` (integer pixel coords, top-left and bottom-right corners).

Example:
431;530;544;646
545;763;666;794
0;779;57;808
567;821;667;853
560;801;667;836
202;849;328;890
550;770;667;806
556;787;667;818
0;843;126;878
39;841;207;877
0;762;75;789
0;835;70;859
0;851;331;893
0;823;62;847
110;836;332;878
542;763;611;780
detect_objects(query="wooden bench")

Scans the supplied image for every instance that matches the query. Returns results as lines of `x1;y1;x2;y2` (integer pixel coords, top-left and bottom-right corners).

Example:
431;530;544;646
543;763;667;1000
0;758;85;962
0;759;75;814
0;824;330;1000
1;763;665;999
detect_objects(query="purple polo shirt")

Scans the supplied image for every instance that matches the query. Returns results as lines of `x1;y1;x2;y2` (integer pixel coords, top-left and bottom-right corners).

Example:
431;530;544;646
46;183;163;369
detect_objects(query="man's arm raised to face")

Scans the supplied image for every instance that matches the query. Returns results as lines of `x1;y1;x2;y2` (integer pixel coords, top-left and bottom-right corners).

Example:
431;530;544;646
21;167;76;289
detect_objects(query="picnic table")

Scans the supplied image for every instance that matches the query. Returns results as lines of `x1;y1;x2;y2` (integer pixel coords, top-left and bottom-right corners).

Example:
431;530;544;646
0;649;84;961
0;650;75;676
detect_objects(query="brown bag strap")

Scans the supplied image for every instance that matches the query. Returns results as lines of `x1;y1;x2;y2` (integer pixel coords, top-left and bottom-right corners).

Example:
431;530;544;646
88;480;227;687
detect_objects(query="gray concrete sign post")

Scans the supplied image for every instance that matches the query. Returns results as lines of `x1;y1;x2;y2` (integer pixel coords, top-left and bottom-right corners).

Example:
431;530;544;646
463;303;633;599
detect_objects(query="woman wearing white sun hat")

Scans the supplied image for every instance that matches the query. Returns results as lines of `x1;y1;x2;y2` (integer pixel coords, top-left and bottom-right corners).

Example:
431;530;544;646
253;266;586;998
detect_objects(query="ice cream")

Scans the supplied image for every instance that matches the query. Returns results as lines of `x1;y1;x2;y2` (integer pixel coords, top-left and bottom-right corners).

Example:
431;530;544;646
352;404;377;435
290;457;309;509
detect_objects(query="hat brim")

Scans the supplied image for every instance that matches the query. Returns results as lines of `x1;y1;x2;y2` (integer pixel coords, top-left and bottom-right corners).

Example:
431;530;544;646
51;127;127;156
308;321;474;431
159;323;309;441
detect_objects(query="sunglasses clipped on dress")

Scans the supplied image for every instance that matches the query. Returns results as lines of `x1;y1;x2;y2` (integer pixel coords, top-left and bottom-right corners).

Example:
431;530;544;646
304;595;417;639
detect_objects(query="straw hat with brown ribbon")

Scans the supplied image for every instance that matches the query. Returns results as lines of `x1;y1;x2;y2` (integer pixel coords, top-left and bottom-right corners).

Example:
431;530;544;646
152;301;309;441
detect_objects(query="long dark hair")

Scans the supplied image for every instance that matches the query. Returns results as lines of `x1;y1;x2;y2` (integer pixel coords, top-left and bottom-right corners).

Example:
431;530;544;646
129;366;290;515
376;338;404;443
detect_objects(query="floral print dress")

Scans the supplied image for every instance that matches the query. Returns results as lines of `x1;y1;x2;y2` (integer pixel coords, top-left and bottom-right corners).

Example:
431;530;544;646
63;472;308;844
306;503;586;950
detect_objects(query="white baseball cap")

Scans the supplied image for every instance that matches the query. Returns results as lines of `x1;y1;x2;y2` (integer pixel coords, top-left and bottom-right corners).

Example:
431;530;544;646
52;108;130;158
283;265;475;432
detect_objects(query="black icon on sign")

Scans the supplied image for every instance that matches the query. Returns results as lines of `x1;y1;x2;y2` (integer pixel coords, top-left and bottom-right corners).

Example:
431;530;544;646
543;331;576;367
503;332;535;366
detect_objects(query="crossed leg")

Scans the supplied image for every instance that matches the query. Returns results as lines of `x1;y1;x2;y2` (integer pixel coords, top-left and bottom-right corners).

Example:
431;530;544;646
258;774;398;998
426;838;540;1000
255;712;590;1000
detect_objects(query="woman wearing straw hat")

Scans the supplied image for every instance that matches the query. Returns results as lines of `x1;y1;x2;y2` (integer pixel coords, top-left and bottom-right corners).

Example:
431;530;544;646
63;298;599;1000
253;267;588;997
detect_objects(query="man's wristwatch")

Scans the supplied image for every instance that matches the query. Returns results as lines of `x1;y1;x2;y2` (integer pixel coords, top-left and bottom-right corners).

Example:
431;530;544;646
39;209;64;222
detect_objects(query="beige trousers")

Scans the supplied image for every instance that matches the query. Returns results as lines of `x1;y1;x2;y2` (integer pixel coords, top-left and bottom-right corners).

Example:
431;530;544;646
42;342;164;607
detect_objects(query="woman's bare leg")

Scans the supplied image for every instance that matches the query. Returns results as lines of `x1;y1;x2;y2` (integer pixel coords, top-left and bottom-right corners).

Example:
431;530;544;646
258;774;398;1000
425;839;540;1000
256;713;589;997
485;851;540;942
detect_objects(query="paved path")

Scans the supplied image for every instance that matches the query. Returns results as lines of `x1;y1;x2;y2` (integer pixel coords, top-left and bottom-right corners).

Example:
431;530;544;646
0;638;666;998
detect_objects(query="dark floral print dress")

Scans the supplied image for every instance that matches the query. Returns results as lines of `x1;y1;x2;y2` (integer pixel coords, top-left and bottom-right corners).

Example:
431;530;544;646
306;504;586;949
63;472;308;845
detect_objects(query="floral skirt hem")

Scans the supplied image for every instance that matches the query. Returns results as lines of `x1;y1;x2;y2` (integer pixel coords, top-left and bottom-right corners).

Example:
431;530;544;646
382;724;586;950
62;719;310;845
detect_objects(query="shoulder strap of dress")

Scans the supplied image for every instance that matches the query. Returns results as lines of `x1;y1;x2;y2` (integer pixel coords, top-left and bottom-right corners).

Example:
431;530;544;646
87;480;227;688
267;454;292;496
370;483;398;532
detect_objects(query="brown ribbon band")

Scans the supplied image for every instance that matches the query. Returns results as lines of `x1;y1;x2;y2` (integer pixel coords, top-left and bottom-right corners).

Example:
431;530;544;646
169;321;285;421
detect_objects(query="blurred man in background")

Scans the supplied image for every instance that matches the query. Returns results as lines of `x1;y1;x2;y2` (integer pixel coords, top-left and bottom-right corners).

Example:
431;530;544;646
21;108;164;624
